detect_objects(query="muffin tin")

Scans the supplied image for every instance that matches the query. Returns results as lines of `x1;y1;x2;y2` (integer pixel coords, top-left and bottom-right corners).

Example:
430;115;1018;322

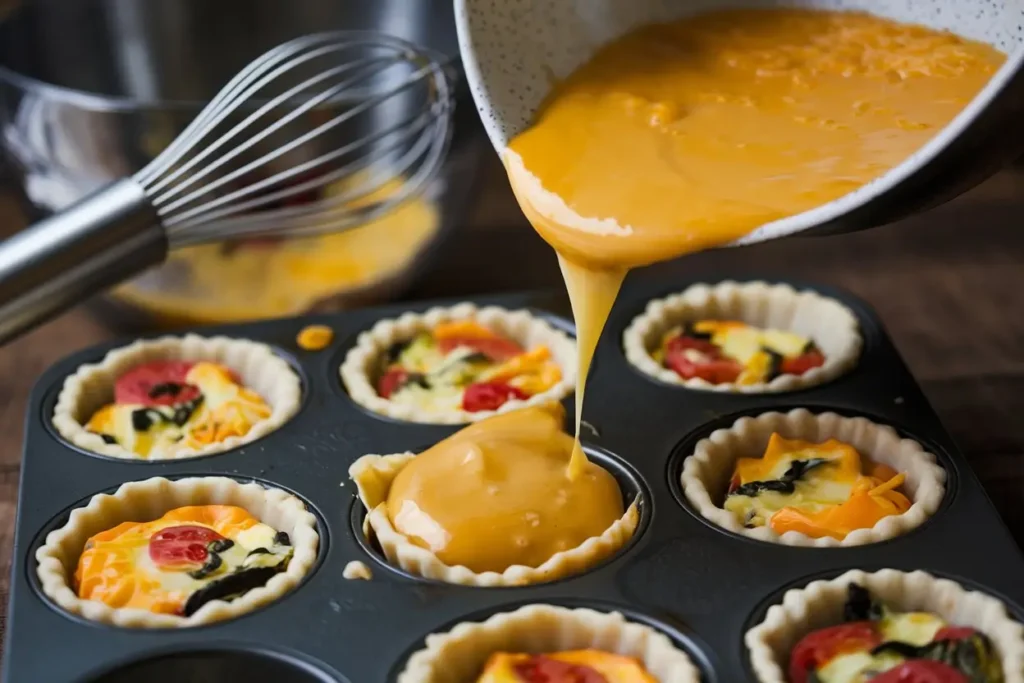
4;273;1024;683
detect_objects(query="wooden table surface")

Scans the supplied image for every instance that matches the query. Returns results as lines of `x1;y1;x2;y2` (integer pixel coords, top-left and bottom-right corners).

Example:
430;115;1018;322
0;157;1023;648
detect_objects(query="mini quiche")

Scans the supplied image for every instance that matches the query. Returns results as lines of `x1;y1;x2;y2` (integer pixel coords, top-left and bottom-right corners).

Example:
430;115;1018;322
53;335;301;460
724;433;911;540
36;476;319;628
76;505;293;618
349;403;639;586
397;604;701;683
341;303;576;423
476;651;655;682
788;583;1003;683
623;281;861;393
682;409;946;547
746;569;1024;683
652;321;824;385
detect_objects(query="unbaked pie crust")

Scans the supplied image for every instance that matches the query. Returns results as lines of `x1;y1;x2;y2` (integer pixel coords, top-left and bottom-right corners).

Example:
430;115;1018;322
397;603;702;682
681;408;946;547
35;476;319;628
340;303;577;424
52;334;302;460
350;453;640;586
623;281;862;393
746;568;1024;683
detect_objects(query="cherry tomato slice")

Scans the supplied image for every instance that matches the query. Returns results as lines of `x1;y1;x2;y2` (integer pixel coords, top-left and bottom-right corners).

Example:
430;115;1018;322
438;335;524;361
666;335;719;356
789;622;881;683
933;626;977;642
377;368;411;399
149;525;226;570
512;655;609;683
115;361;200;407
461;381;528;412
780;349;825;376
870;660;969;683
664;336;742;384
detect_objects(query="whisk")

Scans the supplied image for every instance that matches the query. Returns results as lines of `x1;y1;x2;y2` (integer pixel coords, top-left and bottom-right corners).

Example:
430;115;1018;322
0;31;454;344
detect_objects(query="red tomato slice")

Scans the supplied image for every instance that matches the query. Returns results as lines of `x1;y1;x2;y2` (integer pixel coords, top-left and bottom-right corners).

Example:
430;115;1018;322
149;525;225;570
115;361;200;406
666;335;719;356
461;382;528;412
377;368;410;399
780;349;825;376
664;336;742;384
438;335;524;361
512;655;609;683
870;661;969;683
789;622;881;683
933;626;977;642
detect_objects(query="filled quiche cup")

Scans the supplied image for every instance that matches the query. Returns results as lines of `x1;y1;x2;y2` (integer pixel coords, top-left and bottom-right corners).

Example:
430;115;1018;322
746;569;1024;683
623;281;861;393
681;409;946;547
35;476;319;628
340;303;576;424
53;334;302;460
398;604;701;682
350;451;639;587
349;403;640;587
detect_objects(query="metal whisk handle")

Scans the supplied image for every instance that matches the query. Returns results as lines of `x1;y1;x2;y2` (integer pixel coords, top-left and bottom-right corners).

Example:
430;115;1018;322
0;180;166;344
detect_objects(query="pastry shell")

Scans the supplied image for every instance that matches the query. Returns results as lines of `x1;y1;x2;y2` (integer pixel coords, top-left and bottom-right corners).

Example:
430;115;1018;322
53;334;302;460
681;408;946;547
350;453;640;586
340;303;576;424
746;568;1024;683
623;281;862;392
398;603;701;682
35;476;319;628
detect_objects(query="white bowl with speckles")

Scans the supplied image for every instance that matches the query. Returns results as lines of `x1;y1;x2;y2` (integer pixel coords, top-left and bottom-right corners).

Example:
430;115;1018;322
455;0;1024;245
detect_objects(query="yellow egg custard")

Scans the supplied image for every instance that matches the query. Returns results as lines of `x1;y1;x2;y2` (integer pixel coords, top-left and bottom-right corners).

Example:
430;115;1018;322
350;403;639;585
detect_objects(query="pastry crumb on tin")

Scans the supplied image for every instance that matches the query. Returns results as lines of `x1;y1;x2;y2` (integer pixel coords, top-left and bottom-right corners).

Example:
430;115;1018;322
623;281;861;393
35;476;319;628
745;569;1024;683
397;604;701;682
681;409;945;547
340;303;576;423
53;334;301;461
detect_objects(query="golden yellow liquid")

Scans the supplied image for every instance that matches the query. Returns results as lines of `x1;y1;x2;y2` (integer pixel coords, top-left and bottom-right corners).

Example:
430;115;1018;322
112;178;439;325
385;403;624;572
504;9;1005;470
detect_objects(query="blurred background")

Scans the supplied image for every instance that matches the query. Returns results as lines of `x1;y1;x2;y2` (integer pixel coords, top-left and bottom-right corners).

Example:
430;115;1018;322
0;0;1022;627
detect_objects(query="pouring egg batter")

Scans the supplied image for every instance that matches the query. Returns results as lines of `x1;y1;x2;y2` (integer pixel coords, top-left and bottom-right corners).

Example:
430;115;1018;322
502;8;1005;475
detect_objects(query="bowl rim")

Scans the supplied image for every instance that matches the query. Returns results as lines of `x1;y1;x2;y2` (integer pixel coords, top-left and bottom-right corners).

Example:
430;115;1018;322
454;0;1024;248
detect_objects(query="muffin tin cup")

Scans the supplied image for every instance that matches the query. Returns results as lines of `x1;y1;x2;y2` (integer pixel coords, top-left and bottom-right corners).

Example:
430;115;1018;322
4;279;1024;683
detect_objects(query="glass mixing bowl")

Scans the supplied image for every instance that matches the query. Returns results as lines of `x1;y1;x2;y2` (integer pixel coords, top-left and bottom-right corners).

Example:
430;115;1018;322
0;0;486;330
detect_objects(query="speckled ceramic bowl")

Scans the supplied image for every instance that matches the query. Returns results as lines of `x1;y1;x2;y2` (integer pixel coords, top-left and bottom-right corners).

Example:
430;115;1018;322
455;0;1024;243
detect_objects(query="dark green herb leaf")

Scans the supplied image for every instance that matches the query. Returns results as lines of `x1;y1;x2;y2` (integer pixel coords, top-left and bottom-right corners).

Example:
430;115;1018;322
843;583;883;622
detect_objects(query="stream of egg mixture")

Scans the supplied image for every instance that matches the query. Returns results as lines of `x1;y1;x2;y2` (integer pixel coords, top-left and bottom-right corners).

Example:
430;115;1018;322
504;8;1005;475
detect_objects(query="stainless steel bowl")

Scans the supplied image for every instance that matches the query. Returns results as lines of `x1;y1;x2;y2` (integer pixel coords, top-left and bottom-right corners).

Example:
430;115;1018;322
0;0;487;330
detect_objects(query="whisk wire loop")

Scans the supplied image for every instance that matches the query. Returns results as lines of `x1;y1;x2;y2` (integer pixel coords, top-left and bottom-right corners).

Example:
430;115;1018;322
133;31;455;249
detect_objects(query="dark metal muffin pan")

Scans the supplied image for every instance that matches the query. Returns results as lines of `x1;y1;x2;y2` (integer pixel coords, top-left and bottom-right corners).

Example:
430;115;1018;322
4;273;1024;683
